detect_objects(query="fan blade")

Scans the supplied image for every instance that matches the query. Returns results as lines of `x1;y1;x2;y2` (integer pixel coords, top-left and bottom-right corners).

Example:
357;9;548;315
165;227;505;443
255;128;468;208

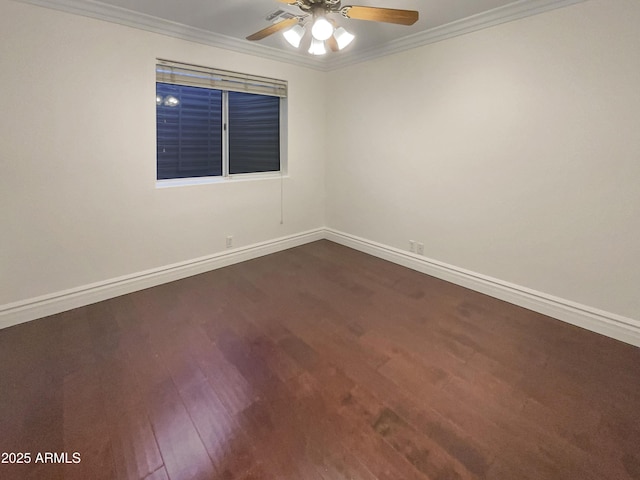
326;18;339;52
327;35;339;52
342;6;419;25
246;18;298;41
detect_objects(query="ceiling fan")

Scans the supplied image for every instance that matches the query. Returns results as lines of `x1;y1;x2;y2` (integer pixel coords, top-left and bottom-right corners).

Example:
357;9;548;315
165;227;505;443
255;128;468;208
246;0;419;55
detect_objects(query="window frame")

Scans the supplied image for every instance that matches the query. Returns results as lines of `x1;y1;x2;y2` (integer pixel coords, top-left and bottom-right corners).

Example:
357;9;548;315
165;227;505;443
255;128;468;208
155;60;288;187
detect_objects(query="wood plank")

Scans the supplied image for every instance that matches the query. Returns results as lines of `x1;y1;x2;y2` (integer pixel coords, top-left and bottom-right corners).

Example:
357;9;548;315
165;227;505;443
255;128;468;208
145;377;214;480
2;240;639;480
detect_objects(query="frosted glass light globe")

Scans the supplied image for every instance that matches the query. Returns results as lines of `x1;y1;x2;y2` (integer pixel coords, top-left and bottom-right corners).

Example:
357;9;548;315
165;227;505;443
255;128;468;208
311;17;333;41
283;24;305;48
308;38;327;55
334;27;355;50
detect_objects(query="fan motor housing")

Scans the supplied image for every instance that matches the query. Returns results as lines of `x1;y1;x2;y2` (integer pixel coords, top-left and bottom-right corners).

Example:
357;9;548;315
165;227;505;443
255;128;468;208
297;0;343;14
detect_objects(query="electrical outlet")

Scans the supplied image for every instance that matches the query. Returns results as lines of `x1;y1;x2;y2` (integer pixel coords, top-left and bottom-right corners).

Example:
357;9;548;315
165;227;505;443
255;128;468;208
417;242;424;255
226;236;233;248
409;240;416;253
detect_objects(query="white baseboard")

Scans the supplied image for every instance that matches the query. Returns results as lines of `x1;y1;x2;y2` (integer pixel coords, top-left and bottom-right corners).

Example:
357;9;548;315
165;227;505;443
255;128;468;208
325;229;640;348
2;226;638;348
0;228;324;330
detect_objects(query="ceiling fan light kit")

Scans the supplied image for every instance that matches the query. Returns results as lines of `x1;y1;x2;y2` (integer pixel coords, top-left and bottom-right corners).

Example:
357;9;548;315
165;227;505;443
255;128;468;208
246;0;418;56
283;23;306;48
333;26;355;50
308;37;327;55
311;15;334;41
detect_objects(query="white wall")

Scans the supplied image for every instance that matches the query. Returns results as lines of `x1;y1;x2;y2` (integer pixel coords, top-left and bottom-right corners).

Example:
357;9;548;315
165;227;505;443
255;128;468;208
0;0;326;306
2;0;639;332
326;0;640;320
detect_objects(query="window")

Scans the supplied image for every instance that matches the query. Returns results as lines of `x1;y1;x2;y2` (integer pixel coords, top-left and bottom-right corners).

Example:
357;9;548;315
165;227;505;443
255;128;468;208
156;60;287;181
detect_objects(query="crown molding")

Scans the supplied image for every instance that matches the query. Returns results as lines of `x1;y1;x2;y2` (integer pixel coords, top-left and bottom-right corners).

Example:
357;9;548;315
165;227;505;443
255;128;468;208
324;0;586;70
15;0;585;71
14;0;326;70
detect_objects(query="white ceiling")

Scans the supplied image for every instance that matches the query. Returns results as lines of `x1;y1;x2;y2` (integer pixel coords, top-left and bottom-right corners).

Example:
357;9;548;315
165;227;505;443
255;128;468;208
19;0;584;70
97;0;515;49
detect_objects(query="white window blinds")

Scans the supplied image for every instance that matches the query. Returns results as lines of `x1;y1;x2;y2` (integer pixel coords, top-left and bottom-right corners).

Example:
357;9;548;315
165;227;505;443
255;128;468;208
156;59;288;98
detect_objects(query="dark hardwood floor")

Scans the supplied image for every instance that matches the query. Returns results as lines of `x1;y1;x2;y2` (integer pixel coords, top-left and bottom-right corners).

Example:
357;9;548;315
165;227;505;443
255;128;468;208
1;240;639;480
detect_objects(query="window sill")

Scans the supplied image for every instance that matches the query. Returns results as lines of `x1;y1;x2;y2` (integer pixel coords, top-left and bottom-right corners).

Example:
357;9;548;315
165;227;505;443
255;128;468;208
156;172;287;189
